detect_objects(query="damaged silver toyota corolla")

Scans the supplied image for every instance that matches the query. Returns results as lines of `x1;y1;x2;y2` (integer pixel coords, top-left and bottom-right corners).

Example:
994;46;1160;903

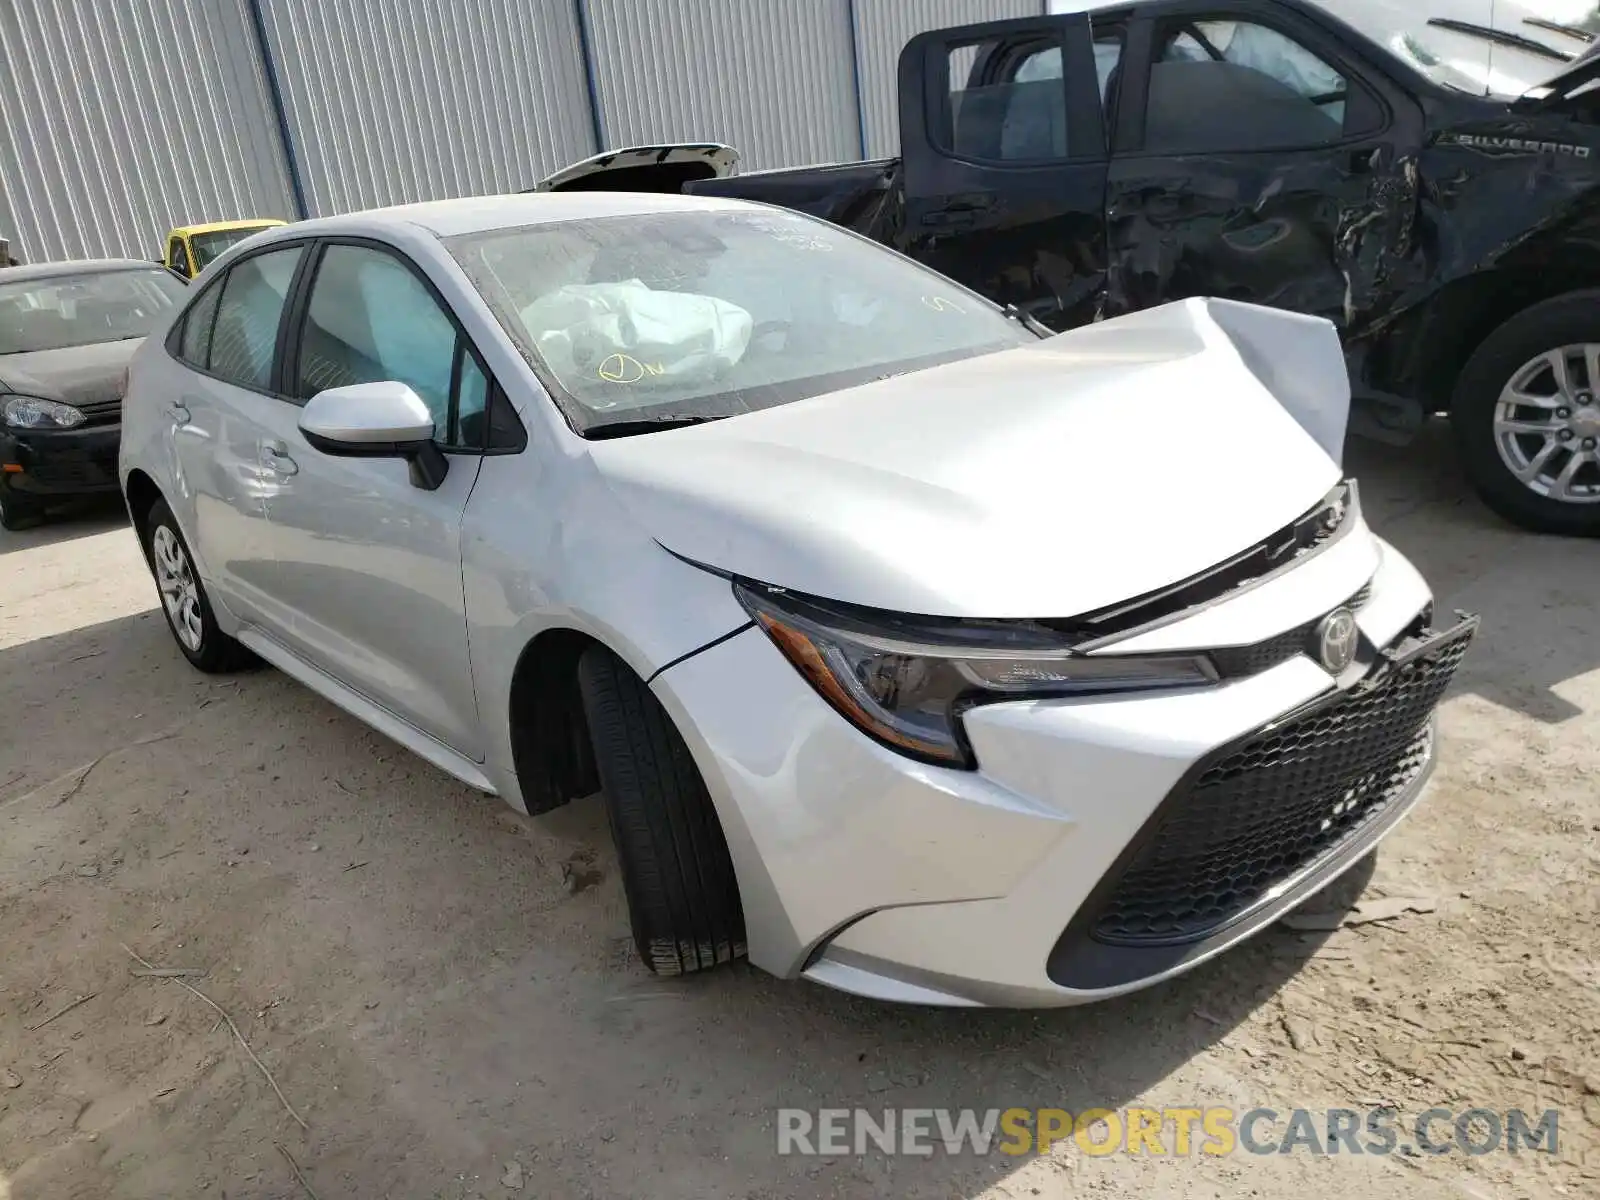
119;194;1478;1007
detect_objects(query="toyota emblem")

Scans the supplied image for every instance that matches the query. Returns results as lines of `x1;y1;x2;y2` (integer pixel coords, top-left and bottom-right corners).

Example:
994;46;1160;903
1315;608;1360;674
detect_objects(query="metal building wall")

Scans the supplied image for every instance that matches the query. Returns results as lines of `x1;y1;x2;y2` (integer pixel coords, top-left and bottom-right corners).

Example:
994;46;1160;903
852;0;1045;159
582;0;860;170
252;0;598;217
0;0;295;262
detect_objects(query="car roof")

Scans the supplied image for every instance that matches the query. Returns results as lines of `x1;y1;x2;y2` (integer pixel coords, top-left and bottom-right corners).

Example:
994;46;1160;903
172;219;288;236
0;258;172;282
285;190;755;241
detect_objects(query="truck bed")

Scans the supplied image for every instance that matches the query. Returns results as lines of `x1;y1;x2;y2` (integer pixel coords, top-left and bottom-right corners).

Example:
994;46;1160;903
687;158;903;240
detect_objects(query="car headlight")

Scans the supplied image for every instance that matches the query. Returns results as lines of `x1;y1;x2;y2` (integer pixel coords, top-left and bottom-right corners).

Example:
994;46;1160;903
3;395;85;429
735;582;1218;768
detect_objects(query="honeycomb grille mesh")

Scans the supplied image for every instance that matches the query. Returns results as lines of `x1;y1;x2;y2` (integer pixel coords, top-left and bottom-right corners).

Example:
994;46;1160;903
1089;627;1469;946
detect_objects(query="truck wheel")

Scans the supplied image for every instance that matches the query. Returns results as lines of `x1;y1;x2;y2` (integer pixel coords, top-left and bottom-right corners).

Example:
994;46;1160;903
1453;293;1600;536
576;645;745;975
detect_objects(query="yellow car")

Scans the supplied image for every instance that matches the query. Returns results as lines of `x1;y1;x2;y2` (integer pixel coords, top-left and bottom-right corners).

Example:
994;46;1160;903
163;219;287;279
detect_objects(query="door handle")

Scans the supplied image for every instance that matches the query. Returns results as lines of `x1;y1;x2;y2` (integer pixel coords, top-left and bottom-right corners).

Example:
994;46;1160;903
918;191;998;229
168;402;190;424
945;191;998;212
260;440;298;476
920;210;978;228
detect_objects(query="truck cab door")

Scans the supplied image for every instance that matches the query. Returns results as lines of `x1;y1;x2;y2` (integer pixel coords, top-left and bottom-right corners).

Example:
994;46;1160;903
1104;4;1425;337
898;13;1112;330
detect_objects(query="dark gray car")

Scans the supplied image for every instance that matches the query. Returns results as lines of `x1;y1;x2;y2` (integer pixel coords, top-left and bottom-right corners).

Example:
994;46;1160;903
0;258;187;529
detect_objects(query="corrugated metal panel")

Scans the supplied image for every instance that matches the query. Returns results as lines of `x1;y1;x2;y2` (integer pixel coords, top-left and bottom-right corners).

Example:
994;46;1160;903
853;0;1045;158
254;0;597;217
584;0;859;171
0;0;295;263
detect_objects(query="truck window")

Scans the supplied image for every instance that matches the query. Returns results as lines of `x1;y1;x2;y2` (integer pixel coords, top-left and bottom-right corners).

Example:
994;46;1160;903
941;36;1070;162
1147;18;1368;153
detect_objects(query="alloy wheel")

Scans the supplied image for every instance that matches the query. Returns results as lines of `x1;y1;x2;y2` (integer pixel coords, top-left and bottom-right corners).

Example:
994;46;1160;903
152;525;205;652
1493;345;1600;505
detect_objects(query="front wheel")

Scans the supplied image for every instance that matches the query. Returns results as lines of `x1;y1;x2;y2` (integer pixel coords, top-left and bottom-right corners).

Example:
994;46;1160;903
576;646;745;975
141;499;251;672
1453;293;1600;536
0;480;42;532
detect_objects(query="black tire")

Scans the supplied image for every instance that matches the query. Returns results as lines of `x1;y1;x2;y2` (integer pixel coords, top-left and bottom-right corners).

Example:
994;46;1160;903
1452;292;1600;536
576;646;745;975
0;480;43;531
141;499;252;673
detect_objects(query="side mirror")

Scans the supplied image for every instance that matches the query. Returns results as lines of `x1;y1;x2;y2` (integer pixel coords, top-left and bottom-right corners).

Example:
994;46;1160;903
299;381;449;490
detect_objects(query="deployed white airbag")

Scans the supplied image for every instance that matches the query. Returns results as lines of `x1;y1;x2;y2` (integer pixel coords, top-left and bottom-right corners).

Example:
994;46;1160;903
520;280;753;397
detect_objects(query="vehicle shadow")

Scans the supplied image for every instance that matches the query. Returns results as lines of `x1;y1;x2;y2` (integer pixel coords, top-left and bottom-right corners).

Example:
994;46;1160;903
0;495;128;556
1346;419;1600;725
0;609;1370;1200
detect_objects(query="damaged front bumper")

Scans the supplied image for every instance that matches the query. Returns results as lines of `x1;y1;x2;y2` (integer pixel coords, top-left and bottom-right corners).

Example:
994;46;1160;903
651;527;1474;1008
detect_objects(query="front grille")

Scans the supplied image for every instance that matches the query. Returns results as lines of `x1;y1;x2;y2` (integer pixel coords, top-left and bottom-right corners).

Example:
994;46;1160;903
1088;622;1471;946
75;397;122;427
1211;579;1374;678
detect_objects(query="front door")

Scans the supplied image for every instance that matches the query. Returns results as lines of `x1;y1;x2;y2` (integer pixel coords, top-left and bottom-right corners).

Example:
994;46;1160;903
899;12;1113;330
253;239;488;759
1104;4;1425;336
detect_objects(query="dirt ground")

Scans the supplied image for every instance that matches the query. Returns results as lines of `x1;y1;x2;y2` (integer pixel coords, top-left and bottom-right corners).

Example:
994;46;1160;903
1;422;1596;1200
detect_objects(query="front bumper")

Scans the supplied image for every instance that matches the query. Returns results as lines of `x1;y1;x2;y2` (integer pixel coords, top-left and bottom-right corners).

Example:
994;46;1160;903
651;534;1469;1008
0;423;122;498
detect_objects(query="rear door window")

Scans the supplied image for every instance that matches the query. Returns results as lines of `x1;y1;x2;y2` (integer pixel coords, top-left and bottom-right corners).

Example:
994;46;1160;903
178;276;223;366
941;36;1071;161
205;245;304;391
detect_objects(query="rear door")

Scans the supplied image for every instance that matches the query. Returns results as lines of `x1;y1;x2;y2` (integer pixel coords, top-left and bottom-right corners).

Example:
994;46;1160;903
1103;2;1425;335
165;242;308;626
898;12;1114;330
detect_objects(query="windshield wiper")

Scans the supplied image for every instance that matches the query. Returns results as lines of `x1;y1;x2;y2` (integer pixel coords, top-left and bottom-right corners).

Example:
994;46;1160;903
1524;17;1595;46
1003;303;1054;338
1427;18;1573;63
582;414;723;440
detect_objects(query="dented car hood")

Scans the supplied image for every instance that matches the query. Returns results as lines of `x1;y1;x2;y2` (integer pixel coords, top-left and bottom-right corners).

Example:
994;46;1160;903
588;299;1348;619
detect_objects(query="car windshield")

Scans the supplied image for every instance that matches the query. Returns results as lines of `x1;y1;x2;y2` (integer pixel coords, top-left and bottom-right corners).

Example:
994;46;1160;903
449;210;1032;435
0;268;187;355
191;226;271;270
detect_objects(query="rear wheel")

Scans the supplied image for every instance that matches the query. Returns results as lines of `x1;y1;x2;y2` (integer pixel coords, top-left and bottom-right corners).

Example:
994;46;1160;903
1453;294;1600;536
142;499;251;672
576;646;745;975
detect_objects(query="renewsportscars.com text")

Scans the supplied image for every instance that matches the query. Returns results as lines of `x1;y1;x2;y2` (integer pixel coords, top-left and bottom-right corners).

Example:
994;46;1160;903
776;1106;1560;1158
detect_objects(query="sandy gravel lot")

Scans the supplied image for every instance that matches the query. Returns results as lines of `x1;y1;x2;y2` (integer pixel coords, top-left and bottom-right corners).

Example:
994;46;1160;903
1;423;1596;1200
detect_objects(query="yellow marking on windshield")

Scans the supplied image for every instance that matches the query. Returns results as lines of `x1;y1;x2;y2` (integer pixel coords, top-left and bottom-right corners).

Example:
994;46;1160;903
597;354;664;383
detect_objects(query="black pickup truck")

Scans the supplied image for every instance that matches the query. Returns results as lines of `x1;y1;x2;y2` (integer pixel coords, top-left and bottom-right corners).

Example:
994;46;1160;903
536;0;1600;536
